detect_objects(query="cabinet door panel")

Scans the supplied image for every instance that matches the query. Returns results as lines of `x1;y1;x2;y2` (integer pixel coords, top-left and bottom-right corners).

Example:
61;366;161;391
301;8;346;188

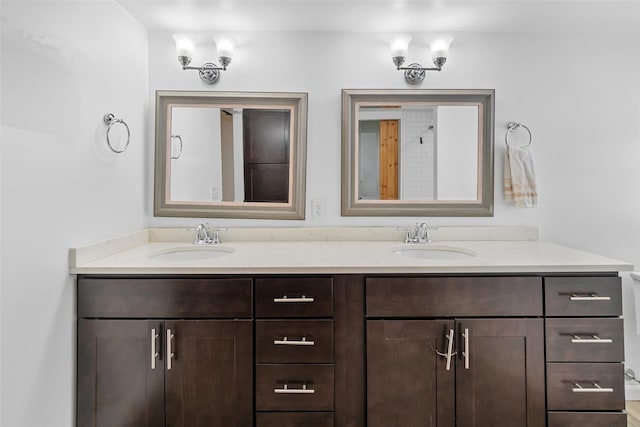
366;320;455;427
165;320;253;427
456;318;545;427
77;319;164;427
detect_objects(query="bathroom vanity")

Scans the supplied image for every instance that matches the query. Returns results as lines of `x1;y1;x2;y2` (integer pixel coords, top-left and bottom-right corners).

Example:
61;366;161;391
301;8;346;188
71;227;632;427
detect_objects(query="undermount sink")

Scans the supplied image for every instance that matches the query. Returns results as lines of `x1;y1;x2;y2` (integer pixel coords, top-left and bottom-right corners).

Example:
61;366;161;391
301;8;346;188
392;244;477;260
146;245;235;261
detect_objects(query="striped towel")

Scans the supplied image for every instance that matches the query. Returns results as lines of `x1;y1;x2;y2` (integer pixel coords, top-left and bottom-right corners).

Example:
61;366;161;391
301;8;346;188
504;145;538;208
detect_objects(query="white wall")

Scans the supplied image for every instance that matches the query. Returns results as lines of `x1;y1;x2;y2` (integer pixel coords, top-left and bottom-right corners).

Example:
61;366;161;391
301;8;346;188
0;1;148;426
148;30;640;374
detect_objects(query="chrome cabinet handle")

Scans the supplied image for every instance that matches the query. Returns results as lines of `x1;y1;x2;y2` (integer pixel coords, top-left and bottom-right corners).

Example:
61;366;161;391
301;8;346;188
274;337;315;346
444;329;455;371
571;334;613;344
273;295;315;303
572;382;613;393
274;383;315;394
569;293;611;301
462;328;470;370
151;328;160;370
167;329;175;370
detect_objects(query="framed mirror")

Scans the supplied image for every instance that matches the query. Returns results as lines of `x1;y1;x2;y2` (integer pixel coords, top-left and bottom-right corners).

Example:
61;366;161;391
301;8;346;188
155;91;308;219
341;89;494;217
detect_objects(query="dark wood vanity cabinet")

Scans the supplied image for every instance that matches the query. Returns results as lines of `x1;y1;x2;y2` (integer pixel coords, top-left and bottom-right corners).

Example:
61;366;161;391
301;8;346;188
77;273;625;427
544;276;626;427
77;277;253;427
366;277;545;427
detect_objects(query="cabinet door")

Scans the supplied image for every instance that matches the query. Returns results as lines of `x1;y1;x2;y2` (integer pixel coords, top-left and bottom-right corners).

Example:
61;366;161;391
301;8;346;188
455;319;545;427
366;320;455;427
165;320;253;427
77;319;164;427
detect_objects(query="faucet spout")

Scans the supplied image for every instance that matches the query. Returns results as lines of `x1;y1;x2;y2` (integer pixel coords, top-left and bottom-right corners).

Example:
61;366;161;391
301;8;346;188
406;222;432;244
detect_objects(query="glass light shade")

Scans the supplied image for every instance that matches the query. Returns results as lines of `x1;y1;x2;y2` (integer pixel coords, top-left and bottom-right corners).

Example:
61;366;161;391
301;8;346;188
216;38;235;59
429;35;453;59
390;34;412;58
173;34;194;58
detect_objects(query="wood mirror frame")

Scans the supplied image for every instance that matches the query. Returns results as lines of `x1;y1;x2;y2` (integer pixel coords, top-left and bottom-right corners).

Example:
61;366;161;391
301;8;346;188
154;91;308;219
341;89;494;217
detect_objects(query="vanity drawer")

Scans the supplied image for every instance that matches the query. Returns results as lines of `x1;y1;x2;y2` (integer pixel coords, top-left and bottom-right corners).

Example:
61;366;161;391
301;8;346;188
256;320;334;363
78;276;252;318
547;411;626;427
546;318;624;362
546;363;625;411
256;278;333;318
256;412;334;427
256;364;334;411
545;277;621;317
366;276;542;317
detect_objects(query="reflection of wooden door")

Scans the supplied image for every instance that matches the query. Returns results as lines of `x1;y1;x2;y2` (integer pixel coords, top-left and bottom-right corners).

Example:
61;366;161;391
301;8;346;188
243;109;290;202
379;120;398;200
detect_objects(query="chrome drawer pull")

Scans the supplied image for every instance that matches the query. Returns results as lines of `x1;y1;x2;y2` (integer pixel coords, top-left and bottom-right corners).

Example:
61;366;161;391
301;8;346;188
570;293;611;301
151;328;160;370
571;334;613;344
273;295;315;303
429;329;456;371
167;329;175;370
274;336;315;346
274;383;315;394
572;382;613;393
462;328;470;370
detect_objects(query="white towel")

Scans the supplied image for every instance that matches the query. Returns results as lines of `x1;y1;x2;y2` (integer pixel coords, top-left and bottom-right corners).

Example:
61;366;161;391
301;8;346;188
504;145;538;208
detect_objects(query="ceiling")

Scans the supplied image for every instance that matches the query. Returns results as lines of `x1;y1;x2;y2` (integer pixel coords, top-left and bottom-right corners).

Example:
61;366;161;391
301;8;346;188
115;0;640;33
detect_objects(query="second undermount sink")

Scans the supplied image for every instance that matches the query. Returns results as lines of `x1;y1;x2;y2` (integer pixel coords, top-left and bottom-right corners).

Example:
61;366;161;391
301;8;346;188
392;244;477;260
146;245;235;261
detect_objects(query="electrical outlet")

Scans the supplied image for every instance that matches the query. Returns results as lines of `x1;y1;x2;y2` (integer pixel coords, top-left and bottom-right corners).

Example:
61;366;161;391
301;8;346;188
211;186;219;201
311;199;326;220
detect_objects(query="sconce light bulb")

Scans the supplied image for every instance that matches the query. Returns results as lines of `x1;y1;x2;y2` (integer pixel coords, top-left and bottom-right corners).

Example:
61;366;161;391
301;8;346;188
429;35;453;61
216;38;235;60
390;34;412;60
173;34;195;58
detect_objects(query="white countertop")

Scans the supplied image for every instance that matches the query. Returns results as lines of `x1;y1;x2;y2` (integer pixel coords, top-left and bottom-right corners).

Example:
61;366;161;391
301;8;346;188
69;227;633;275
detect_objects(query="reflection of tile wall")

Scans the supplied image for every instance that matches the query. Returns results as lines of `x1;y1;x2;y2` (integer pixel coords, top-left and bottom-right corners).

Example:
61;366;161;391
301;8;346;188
401;107;436;200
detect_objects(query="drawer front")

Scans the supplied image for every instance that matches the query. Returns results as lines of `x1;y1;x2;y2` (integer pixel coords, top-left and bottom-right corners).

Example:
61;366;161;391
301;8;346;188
546;318;624;362
256;365;334;411
256;412;334;427
256;320;334;363
256;278;333;318
548;411;626;427
366;276;542;317
78;277;252;318
545;277;622;317
546;363;625;411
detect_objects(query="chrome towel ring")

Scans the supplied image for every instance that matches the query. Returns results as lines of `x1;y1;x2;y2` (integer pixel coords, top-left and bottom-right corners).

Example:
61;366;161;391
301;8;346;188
171;134;183;159
103;113;130;153
505;122;532;148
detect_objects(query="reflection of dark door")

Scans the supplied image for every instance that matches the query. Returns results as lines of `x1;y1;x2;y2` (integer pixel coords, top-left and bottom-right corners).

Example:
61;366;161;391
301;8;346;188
243;109;290;202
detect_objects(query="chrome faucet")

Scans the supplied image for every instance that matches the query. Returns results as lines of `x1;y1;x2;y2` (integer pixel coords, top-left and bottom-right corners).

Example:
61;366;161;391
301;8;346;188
404;222;432;244
192;223;221;244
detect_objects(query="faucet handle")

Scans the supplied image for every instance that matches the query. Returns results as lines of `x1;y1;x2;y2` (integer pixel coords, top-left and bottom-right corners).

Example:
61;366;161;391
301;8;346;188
404;227;413;244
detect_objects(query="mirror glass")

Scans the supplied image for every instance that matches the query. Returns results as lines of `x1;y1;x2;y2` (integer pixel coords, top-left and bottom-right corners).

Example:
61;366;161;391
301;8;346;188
155;91;307;219
342;89;494;216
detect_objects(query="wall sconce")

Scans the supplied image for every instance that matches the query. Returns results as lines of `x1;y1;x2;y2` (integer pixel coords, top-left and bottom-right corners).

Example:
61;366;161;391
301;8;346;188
173;34;234;84
391;34;453;84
